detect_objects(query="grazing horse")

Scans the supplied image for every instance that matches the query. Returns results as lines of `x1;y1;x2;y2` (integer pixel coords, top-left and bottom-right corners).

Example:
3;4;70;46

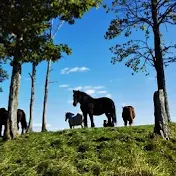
65;112;84;129
0;108;28;136
122;106;135;126
72;90;117;128
17;109;28;134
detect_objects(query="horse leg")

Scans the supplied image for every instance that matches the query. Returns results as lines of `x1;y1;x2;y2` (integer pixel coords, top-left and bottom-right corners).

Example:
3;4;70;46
83;112;88;128
129;119;133;126
17;122;19;131
20;122;24;134
89;114;95;128
124;119;128;126
0;124;2;137
21;128;24;134
105;113;112;126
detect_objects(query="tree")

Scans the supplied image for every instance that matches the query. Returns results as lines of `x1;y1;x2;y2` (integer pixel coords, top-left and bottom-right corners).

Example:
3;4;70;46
41;20;65;132
27;62;37;133
1;0;102;139
104;0;176;139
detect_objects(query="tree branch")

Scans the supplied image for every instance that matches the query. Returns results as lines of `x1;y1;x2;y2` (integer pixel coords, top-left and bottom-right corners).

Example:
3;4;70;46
49;81;58;84
28;73;32;79
52;20;65;39
158;2;176;25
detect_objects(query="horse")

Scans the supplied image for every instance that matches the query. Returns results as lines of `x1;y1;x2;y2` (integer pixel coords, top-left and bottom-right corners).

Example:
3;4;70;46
72;90;117;128
17;109;28;134
0;108;9;137
0;107;28;136
122;106;135;126
65;112;84;129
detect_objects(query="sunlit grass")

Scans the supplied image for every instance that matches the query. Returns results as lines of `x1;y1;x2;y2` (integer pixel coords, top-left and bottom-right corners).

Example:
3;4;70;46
0;123;175;175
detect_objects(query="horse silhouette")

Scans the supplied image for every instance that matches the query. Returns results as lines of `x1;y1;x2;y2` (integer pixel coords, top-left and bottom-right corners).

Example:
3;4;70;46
72;90;117;128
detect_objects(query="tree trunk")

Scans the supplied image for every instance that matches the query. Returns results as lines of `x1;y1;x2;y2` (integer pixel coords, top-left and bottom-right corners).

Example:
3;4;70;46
3;59;21;140
3;113;11;141
27;62;37;133
150;0;171;123
163;87;171;122
153;90;169;140
41;59;51;132
151;0;170;138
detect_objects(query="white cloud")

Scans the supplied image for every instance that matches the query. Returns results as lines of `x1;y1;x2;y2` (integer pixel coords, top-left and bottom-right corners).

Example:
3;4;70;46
60;67;69;74
93;86;104;89
59;84;69;88
83;86;92;89
85;89;95;95
67;100;73;104
60;66;90;74
97;90;107;94
105;93;112;98
33;123;51;128
68;88;73;91
74;86;83;90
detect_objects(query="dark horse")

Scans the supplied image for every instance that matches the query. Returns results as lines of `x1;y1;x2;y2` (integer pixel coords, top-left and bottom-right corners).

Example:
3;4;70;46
0;108;28;136
72;90;117;128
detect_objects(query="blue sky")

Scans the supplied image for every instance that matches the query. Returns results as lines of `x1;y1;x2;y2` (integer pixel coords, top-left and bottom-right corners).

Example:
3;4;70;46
0;5;176;132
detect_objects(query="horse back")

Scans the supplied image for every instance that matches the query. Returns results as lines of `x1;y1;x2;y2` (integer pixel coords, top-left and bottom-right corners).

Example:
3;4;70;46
69;113;83;126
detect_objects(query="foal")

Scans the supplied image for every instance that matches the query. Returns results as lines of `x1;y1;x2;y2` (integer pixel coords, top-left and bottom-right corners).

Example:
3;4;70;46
65;112;84;129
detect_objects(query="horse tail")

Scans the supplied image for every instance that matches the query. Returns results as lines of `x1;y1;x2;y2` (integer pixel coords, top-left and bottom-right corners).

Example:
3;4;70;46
22;110;28;129
112;102;117;124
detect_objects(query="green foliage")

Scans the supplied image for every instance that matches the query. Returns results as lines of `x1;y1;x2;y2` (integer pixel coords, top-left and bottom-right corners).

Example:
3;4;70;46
0;45;8;92
104;0;176;75
0;123;176;175
0;0;102;63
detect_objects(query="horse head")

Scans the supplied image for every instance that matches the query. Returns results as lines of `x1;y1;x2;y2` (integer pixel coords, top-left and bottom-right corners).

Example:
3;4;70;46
73;90;81;106
73;90;91;107
65;112;69;121
0;108;7;113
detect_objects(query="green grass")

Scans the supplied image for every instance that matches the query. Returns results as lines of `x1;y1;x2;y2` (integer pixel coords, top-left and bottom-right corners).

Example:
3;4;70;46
0;123;176;176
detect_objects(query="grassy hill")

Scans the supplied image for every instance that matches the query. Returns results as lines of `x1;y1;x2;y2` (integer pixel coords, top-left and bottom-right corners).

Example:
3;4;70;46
0;123;176;176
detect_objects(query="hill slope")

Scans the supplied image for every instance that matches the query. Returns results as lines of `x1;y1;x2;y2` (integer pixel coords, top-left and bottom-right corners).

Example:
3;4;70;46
0;123;176;176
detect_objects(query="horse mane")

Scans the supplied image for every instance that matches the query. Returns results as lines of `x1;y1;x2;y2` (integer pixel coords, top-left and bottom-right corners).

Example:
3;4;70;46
77;90;92;99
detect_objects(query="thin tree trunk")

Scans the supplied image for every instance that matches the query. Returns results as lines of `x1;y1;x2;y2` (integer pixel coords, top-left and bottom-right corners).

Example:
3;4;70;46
41;59;51;132
151;0;169;138
3;59;21;140
41;20;64;132
27;62;37;133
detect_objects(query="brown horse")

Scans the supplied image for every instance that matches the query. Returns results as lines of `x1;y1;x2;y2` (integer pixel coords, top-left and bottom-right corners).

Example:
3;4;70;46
122;106;135;126
0;108;28;136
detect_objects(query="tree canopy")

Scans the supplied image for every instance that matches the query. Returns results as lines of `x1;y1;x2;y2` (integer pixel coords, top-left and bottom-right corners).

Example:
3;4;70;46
0;0;102;63
104;0;176;75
